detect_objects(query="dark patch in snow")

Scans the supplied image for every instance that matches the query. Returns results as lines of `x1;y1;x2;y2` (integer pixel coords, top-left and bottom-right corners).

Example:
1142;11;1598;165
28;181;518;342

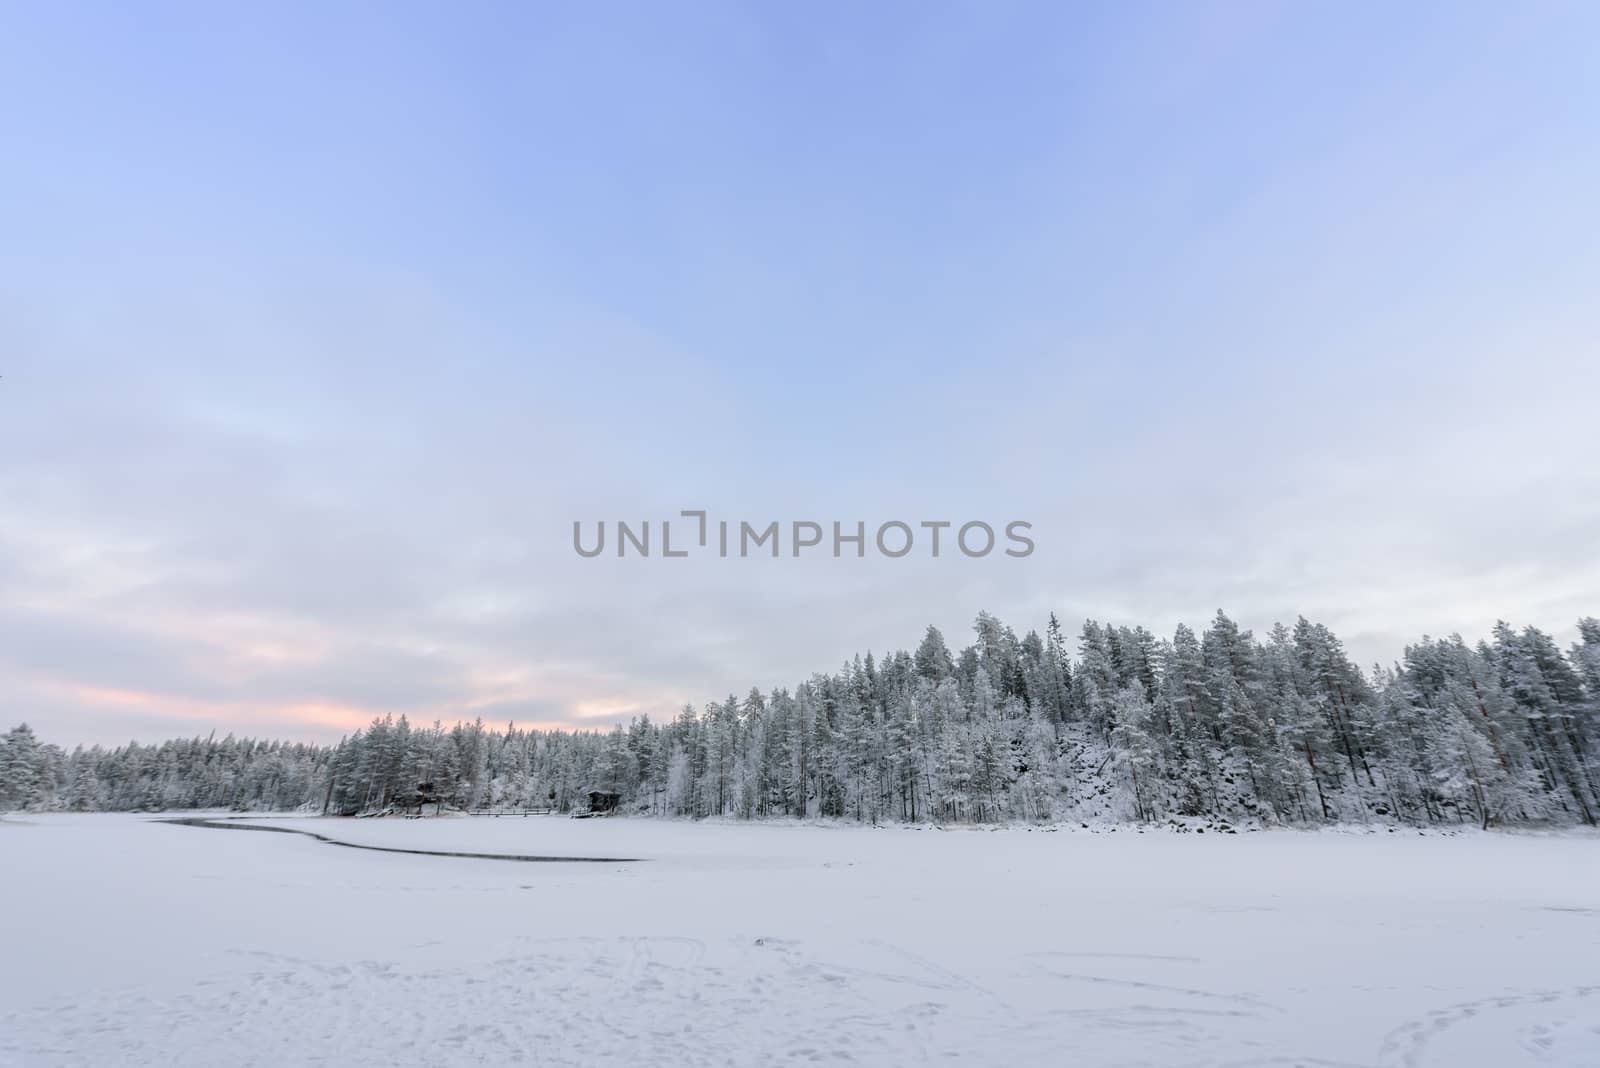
156;816;641;863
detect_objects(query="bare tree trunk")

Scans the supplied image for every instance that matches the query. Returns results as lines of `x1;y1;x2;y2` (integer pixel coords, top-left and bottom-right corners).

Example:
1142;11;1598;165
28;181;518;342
1304;741;1331;820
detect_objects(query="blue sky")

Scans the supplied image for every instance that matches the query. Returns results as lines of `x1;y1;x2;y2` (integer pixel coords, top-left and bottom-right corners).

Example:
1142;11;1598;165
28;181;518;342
3;1;1598;744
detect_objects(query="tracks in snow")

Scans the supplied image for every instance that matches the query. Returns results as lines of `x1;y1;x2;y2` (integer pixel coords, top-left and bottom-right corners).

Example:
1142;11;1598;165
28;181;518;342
156;816;641;864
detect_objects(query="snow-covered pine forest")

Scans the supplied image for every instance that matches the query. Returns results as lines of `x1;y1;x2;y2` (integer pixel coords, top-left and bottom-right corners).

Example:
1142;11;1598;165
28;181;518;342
6;611;1599;828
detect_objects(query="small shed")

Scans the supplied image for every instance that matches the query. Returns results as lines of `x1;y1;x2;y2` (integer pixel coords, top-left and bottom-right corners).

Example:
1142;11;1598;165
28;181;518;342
395;781;446;817
585;789;621;815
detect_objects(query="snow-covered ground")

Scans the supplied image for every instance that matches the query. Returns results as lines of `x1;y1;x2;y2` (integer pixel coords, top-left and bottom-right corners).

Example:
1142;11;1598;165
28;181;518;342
2;814;1597;1067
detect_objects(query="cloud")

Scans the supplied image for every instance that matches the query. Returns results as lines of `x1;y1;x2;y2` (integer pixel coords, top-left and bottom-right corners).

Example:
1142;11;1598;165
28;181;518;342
4;3;1597;746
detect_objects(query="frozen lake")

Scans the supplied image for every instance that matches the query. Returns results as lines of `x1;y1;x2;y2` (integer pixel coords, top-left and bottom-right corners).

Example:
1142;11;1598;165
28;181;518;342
3;814;1597;1066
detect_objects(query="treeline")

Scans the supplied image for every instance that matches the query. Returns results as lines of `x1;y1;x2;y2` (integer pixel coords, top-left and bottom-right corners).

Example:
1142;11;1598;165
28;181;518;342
5;612;1599;828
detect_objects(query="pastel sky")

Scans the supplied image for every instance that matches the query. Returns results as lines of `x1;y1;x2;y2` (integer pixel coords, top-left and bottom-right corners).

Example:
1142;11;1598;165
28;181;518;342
4;2;1598;746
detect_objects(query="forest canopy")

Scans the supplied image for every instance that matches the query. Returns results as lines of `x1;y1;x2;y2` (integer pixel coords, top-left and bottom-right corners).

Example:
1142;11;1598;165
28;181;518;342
5;611;1597;830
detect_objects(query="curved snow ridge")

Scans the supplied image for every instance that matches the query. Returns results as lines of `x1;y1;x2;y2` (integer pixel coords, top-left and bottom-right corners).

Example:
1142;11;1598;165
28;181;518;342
155;816;641;863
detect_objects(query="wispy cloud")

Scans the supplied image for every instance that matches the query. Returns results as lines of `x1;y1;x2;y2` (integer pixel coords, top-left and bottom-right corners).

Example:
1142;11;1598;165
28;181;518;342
2;3;1597;745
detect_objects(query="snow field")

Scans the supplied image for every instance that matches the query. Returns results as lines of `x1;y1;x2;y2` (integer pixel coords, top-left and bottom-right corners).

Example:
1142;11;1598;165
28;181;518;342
2;814;1597;1067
